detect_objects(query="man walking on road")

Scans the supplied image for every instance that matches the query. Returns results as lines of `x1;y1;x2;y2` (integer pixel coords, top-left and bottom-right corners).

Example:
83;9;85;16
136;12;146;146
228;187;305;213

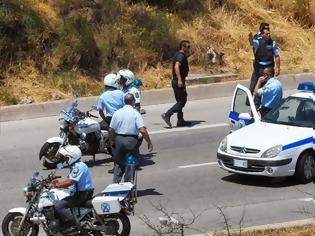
161;40;192;128
248;24;281;109
109;93;153;183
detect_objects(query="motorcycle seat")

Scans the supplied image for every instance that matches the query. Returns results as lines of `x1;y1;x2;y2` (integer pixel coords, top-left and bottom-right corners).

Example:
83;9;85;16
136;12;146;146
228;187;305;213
81;192;103;208
81;200;93;209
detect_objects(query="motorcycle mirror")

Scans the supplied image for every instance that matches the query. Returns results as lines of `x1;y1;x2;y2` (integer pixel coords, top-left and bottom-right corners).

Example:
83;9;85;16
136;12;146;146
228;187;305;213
33;171;39;178
72;100;78;108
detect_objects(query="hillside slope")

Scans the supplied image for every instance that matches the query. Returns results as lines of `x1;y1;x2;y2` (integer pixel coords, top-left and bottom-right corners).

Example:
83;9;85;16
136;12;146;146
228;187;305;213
0;0;314;105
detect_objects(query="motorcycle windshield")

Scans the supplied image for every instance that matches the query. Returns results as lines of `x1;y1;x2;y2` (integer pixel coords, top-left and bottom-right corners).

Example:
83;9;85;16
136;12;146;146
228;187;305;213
60;107;80;123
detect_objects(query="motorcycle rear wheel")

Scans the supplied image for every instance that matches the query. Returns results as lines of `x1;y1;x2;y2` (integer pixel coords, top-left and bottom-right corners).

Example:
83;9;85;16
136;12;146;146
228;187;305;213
102;213;130;236
2;212;39;236
39;142;61;169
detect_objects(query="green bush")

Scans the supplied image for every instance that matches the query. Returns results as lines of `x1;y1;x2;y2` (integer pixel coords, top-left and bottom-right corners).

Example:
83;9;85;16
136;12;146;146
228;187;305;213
0;0;46;73
0;88;18;105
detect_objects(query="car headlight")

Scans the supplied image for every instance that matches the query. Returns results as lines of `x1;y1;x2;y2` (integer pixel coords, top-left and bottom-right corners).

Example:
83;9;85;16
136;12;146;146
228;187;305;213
219;137;228;152
261;145;282;158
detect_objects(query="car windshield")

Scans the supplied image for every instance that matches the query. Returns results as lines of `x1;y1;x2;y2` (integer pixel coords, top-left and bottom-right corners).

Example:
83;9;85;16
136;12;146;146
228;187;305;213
262;96;314;128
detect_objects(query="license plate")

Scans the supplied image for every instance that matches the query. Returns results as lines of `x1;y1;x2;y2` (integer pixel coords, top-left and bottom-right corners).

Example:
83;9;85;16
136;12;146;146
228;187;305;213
233;159;248;168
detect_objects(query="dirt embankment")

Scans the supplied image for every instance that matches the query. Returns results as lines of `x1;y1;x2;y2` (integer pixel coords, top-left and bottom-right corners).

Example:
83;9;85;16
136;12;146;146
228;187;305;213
0;0;314;106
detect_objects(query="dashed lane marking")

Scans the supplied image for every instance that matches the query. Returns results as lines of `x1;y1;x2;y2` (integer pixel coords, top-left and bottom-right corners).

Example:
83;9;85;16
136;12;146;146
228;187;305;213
149;123;228;135
178;162;218;169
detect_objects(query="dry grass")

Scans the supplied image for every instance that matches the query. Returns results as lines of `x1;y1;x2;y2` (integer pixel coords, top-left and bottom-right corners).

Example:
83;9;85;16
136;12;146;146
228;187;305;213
1;0;315;105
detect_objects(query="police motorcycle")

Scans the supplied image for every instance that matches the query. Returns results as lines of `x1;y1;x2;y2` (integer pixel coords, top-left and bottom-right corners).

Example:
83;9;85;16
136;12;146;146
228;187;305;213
39;100;112;169
1;171;137;236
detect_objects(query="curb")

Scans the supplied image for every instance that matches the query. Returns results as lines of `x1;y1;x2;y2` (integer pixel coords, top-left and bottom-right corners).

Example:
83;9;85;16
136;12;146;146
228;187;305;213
0;73;314;122
189;218;315;236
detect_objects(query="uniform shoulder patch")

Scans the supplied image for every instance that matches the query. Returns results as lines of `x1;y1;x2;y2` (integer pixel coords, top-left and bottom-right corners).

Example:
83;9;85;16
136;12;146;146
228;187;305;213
135;92;140;98
71;167;79;177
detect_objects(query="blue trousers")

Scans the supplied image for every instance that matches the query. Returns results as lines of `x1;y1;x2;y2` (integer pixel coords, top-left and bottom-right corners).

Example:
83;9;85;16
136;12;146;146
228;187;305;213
166;80;187;121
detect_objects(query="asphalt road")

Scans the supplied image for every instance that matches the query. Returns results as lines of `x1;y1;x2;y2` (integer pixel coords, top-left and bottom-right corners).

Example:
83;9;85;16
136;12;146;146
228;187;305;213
1;90;315;236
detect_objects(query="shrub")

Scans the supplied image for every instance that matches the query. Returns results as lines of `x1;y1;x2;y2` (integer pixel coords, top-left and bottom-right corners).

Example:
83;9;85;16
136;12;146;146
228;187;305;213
0;0;46;73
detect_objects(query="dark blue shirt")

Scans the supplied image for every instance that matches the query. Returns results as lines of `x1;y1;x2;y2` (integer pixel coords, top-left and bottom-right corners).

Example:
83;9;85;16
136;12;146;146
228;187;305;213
172;52;189;83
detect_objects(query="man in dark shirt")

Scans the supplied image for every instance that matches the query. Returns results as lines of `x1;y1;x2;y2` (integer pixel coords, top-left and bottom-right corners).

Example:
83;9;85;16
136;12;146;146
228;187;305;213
161;40;192;127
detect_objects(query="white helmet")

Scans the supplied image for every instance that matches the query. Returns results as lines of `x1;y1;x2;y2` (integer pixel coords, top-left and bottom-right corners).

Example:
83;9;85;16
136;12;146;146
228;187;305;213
117;69;135;86
59;145;82;166
103;73;119;89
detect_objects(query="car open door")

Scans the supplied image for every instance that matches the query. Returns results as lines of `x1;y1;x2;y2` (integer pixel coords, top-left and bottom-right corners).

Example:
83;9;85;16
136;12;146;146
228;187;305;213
229;84;260;132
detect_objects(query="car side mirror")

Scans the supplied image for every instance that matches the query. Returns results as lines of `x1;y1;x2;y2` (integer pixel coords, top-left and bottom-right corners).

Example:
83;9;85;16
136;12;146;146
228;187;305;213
239;113;252;120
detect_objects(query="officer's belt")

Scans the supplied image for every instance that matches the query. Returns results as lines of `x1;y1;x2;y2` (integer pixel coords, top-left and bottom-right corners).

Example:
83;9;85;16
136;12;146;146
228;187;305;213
116;133;138;139
70;188;94;196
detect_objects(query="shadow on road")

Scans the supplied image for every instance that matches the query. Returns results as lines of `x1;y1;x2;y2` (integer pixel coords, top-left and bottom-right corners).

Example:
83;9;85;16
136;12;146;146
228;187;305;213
221;174;302;188
159;120;206;129
84;156;113;168
137;188;163;197
188;120;206;127
138;152;157;169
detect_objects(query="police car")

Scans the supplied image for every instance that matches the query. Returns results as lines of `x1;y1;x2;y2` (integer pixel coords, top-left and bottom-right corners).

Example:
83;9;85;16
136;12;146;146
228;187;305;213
217;82;314;183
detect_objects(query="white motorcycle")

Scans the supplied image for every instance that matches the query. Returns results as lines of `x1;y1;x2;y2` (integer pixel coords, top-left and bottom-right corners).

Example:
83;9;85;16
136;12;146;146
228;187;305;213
39;100;112;169
2;171;137;236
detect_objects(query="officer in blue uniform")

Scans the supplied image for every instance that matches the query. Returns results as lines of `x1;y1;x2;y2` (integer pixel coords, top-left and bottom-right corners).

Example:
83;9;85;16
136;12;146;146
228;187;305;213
97;73;124;129
109;93;153;183
50;145;94;230
133;79;146;114
117;69;142;113
253;67;283;117
248;24;280;108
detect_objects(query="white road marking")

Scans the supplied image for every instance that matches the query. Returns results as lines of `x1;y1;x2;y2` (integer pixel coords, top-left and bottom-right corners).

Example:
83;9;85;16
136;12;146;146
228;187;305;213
149;123;228;135
178;162;218;169
298;197;315;202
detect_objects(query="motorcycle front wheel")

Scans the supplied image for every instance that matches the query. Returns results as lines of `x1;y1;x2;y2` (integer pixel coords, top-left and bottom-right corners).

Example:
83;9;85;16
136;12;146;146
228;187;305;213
2;212;39;236
39;142;61;169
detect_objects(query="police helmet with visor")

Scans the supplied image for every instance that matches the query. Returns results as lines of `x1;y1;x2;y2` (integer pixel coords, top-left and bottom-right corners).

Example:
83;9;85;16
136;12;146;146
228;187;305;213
117;69;135;86
103;73;119;89
59;145;82;166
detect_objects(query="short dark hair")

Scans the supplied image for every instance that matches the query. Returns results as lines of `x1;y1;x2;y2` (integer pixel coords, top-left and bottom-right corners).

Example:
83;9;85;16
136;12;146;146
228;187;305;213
125;93;135;105
179;40;190;50
264;67;275;77
259;22;270;32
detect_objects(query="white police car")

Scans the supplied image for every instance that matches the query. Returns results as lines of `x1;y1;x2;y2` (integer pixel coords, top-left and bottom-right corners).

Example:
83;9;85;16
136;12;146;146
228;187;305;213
217;82;314;183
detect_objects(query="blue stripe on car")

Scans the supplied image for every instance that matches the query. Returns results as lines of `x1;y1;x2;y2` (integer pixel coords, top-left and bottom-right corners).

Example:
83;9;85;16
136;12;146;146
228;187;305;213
282;137;313;151
229;111;252;125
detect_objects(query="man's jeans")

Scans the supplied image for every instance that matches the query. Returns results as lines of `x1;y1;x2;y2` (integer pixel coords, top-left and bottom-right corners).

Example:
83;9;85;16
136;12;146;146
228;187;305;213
112;135;139;183
166;80;187;121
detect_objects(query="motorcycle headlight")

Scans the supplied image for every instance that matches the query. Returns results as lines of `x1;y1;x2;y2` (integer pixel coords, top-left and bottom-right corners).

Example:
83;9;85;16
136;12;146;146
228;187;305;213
219;137;228;152
261;145;282;158
23;187;34;199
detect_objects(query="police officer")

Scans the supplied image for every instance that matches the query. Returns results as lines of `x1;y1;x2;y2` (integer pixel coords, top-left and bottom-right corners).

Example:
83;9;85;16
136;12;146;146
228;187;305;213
117;69;142;113
97;73;124;130
253;67;283;117
50;145;94;231
248;24;280;109
108;93;153;183
133;79;146;114
161;40;192;128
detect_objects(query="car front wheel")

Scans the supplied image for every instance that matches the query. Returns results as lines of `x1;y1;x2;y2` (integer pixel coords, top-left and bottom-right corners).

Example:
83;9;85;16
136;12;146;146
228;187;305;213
295;151;315;184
